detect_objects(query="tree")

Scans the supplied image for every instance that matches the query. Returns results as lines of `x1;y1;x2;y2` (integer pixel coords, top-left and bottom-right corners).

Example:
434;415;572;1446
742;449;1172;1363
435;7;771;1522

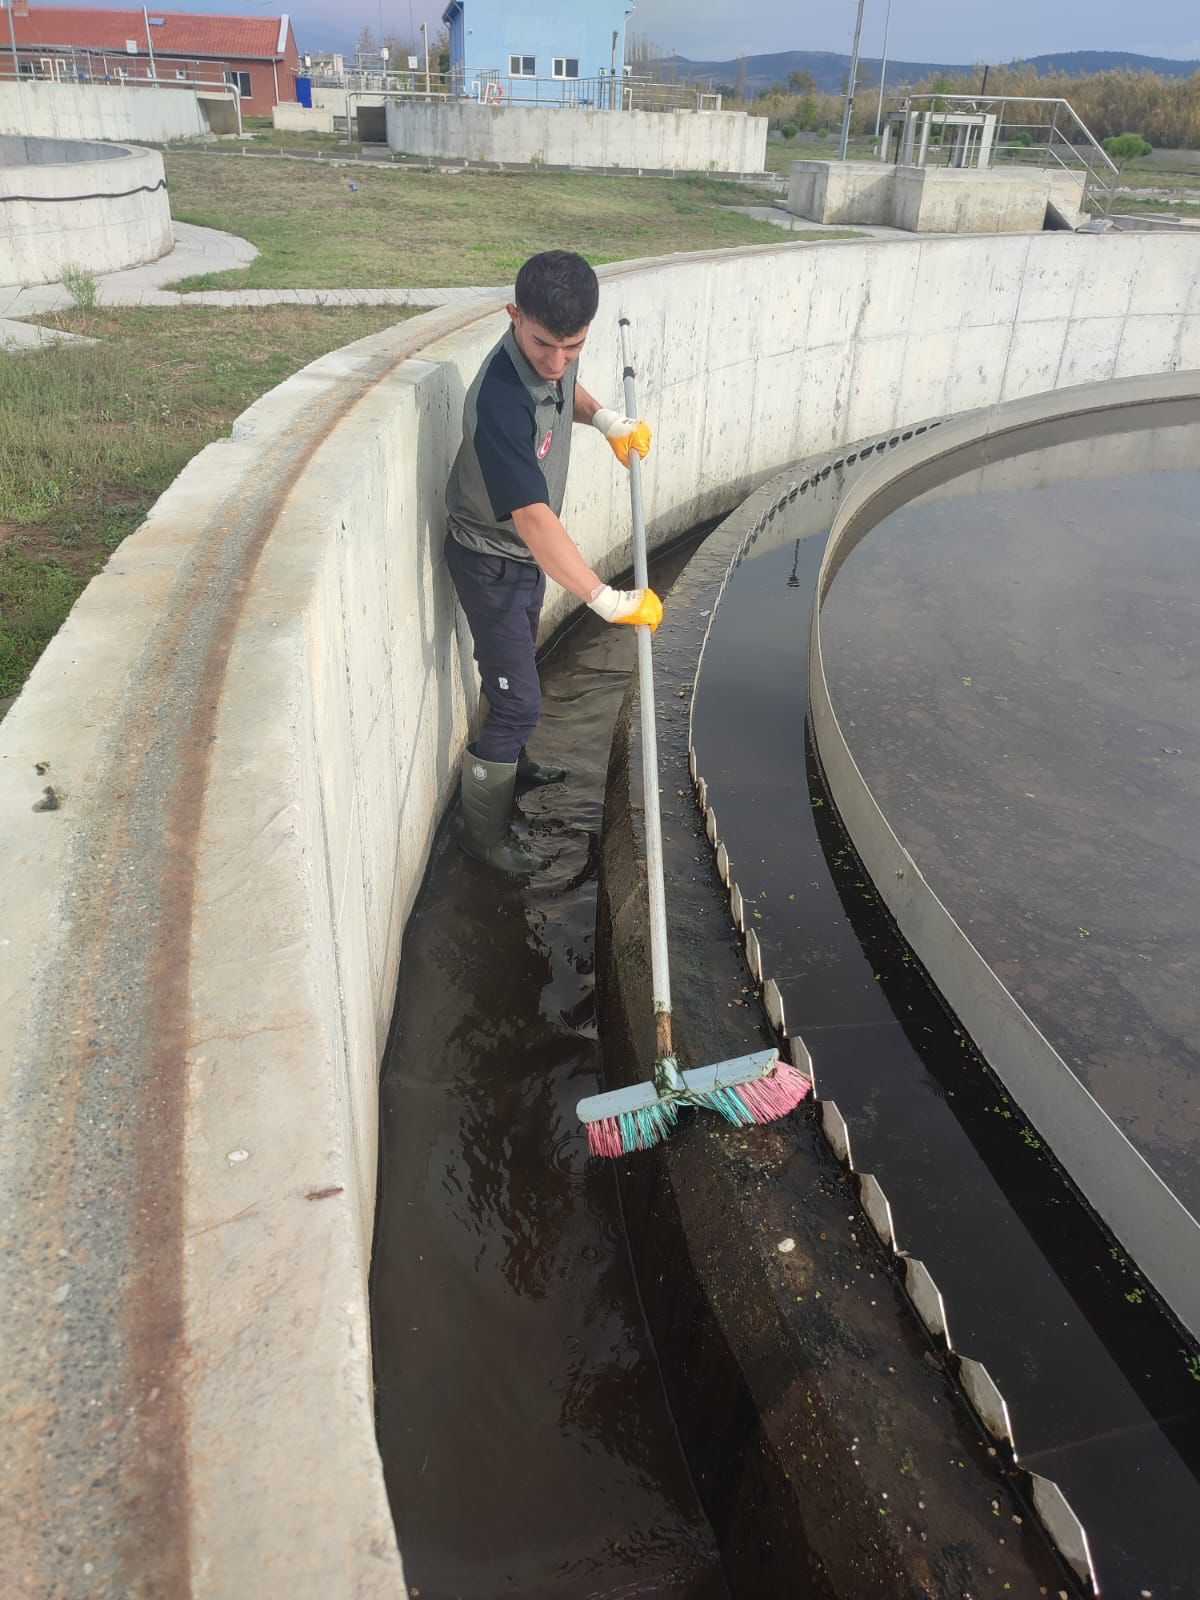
381;32;416;68
354;25;377;63
781;122;798;140
1103;131;1153;161
626;32;665;72
788;70;816;93
433;25;450;75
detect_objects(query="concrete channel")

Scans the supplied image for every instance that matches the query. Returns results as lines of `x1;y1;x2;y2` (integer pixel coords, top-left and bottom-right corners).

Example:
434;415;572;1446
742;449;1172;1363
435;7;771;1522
1;234;1199;1594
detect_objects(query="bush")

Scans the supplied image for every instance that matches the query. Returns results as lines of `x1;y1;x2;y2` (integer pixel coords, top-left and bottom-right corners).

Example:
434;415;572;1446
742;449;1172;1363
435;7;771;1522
60;265;98;313
1104;132;1153;162
780;122;798;140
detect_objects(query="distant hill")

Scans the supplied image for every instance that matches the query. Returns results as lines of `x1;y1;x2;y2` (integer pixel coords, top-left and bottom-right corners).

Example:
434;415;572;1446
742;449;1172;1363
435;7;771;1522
652;47;1200;96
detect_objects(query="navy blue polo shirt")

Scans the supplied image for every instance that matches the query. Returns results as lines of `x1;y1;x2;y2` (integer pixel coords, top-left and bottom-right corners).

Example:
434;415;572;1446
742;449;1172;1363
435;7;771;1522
445;325;577;564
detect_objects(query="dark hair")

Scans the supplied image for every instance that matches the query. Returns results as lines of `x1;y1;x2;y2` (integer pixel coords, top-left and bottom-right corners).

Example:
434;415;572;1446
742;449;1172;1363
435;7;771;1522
514;251;599;338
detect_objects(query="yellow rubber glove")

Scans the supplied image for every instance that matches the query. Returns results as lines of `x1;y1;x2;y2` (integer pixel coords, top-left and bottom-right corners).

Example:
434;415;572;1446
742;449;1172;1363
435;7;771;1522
587;585;664;632
592;408;653;470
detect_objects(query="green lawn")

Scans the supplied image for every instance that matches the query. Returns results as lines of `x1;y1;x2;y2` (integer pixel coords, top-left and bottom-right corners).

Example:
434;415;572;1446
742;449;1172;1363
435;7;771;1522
0;304;409;698
163;156;789;290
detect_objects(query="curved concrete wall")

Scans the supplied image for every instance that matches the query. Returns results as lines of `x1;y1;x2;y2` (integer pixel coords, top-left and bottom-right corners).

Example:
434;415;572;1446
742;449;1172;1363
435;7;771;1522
386;99;768;172
0;80;209;143
0;232;1198;1596
0;136;171;285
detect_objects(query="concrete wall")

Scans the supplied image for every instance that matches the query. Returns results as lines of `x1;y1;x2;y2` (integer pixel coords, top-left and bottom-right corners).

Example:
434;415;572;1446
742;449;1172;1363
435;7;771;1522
891;165;1087;232
311;84;384;115
0;137;172;285
789;158;1088;233
386;99;768;172
0;79;208;143
273;101;335;134
787;160;894;225
1;232;1198;1596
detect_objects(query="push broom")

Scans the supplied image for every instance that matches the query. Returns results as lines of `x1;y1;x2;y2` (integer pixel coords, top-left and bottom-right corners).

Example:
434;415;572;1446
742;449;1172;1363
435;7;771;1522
577;317;811;1159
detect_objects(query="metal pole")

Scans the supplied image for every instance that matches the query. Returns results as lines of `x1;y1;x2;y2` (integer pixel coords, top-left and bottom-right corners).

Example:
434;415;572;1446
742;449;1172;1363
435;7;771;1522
618;316;674;1054
838;0;866;160
5;0;20;81
142;3;157;79
421;20;429;96
874;0;893;138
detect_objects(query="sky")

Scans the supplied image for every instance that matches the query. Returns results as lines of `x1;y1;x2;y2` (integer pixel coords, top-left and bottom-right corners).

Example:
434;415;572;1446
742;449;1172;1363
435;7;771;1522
629;0;1200;65
26;0;1200;64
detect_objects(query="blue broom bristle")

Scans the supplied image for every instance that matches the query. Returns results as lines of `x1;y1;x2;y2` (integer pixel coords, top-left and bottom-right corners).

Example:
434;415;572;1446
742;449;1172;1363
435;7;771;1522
693;1083;759;1127
587;1098;680;1158
621;1100;678;1152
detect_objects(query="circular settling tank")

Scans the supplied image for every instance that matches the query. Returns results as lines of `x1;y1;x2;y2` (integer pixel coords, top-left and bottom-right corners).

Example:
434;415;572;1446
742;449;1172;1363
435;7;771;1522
686;397;1200;1593
811;384;1200;1336
0;133;171;287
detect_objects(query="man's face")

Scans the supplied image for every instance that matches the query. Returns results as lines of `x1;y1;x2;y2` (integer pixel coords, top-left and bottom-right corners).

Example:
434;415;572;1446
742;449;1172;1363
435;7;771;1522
507;305;589;383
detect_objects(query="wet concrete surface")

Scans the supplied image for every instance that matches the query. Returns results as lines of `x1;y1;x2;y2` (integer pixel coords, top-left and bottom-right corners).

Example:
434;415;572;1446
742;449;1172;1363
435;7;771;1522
599;473;1078;1598
372;540;729;1600
690;456;1200;1595
821;420;1200;1219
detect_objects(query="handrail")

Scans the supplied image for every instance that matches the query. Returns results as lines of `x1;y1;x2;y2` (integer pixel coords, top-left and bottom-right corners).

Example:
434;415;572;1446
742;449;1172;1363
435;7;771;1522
302;65;722;114
883;91;1119;213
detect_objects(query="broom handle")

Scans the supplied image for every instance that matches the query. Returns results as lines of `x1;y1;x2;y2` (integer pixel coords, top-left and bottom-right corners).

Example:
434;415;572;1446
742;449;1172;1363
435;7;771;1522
618;318;674;1063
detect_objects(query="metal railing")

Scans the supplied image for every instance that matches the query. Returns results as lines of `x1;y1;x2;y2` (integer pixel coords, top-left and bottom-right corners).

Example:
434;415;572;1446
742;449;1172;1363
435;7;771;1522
882;93;1119;212
302;65;721;114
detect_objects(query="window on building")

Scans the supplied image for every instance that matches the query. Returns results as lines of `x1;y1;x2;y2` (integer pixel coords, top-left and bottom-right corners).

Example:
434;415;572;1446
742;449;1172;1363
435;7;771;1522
226;68;252;96
552;57;580;79
508;54;536;77
174;68;188;80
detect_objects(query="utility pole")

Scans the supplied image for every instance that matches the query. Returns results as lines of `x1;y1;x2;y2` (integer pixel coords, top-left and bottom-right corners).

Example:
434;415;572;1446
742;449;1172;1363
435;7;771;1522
142;2;157;79
838;0;866;160
5;0;20;82
421;19;429;95
874;0;893;138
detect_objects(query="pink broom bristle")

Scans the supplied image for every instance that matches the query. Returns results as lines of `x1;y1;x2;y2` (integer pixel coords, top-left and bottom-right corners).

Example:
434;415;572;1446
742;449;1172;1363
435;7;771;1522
731;1061;812;1124
587;1119;625;1159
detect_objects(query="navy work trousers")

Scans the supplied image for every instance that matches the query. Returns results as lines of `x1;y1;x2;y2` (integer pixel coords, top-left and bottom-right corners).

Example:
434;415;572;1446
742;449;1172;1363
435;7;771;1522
445;533;546;763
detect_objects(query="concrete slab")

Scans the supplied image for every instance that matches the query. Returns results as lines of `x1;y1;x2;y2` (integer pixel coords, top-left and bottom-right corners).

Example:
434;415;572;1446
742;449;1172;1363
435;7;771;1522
0;316;95;350
723;203;911;238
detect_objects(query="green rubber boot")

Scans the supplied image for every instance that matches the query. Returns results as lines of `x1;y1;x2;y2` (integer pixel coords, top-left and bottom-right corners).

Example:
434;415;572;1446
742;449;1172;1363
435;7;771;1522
517;747;568;788
460;753;549;875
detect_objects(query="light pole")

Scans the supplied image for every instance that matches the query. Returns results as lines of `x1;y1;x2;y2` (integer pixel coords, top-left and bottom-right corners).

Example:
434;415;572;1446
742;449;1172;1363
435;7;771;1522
142;3;158;80
5;0;21;80
874;0;893;139
838;0;866;160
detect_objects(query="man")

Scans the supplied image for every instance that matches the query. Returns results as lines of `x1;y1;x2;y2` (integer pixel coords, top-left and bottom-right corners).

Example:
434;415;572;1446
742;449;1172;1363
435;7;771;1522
444;250;662;874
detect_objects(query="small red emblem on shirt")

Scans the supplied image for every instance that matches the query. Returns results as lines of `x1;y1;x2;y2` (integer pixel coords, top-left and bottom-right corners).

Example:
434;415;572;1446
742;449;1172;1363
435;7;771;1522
537;428;553;460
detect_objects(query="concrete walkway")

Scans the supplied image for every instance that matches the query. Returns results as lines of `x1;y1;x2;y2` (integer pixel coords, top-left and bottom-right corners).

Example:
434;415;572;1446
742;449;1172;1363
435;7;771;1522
0;221;503;349
723;203;914;240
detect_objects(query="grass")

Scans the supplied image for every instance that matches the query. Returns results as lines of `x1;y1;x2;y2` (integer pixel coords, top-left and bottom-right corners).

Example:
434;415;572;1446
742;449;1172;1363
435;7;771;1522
163;155;791;290
1111;193;1200;216
0;304;410;698
1;156;862;700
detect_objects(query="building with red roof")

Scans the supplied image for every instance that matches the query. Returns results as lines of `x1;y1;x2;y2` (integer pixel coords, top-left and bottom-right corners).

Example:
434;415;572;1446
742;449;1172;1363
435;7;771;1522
4;6;301;117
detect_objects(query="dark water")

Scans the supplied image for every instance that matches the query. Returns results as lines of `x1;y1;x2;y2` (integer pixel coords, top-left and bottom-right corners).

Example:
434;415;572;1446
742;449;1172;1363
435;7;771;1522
691;506;1200;1595
821;421;1200;1220
372;547;728;1600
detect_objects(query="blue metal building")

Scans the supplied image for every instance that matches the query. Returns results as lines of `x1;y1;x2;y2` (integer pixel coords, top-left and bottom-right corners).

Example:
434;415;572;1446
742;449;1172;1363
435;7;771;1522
442;0;632;103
